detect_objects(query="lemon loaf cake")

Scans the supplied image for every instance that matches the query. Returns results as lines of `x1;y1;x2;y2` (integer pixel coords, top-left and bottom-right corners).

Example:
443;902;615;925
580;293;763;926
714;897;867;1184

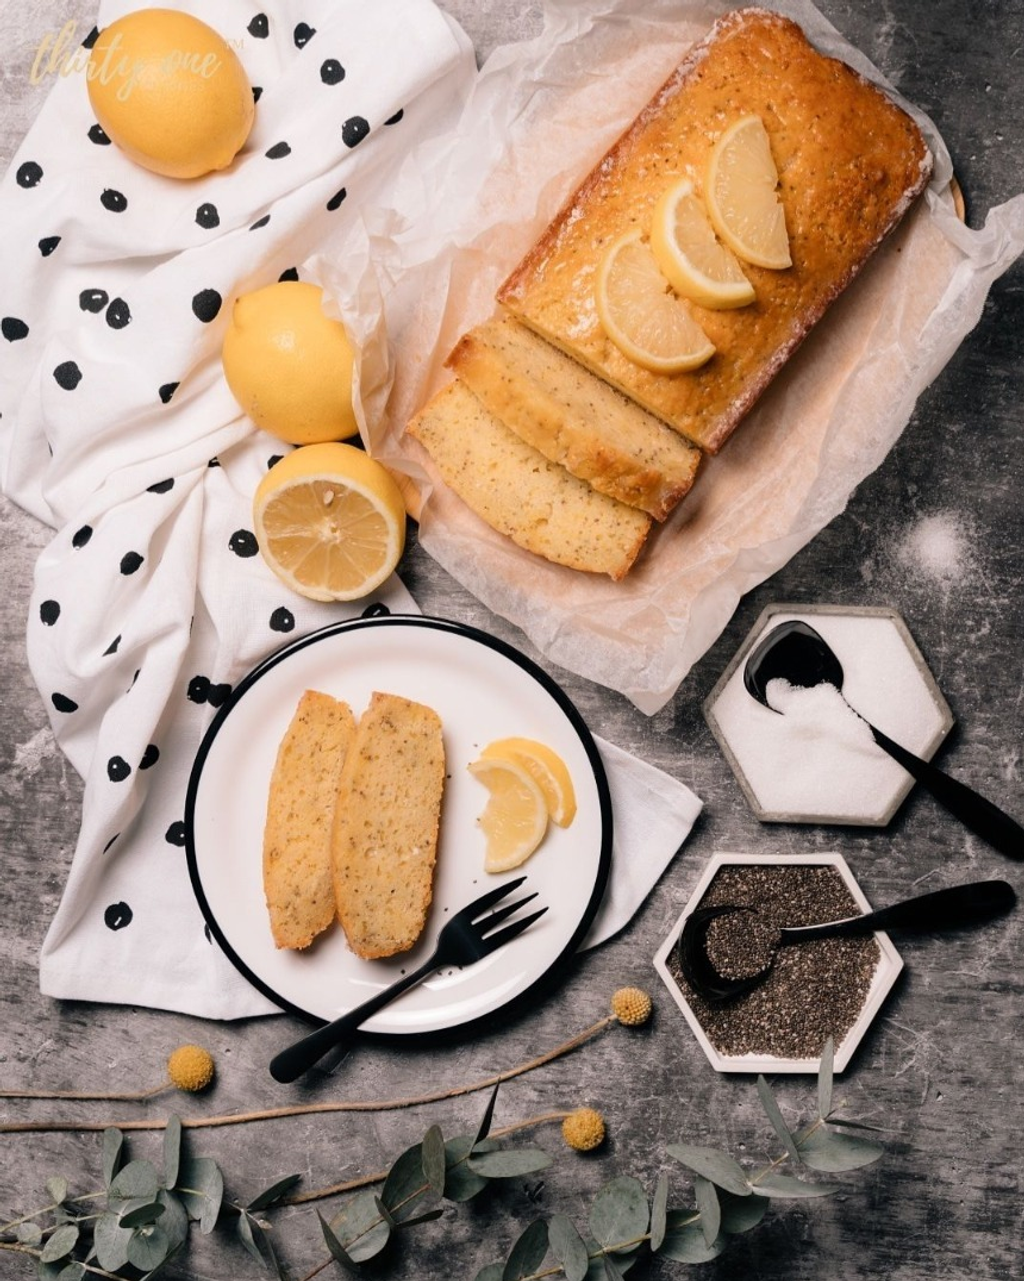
446;315;701;521
332;691;446;960
263;689;356;950
497;6;932;453
407;378;651;580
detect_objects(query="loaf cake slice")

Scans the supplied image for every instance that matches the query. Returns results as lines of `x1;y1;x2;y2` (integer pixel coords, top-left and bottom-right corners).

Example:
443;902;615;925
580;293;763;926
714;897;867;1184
446;315;701;520
332;691;446;960
407;378;651;580
263;690;356;950
498;7;932;453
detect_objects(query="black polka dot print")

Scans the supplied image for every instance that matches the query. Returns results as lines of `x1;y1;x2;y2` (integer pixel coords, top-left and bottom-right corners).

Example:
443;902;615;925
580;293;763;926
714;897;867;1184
265;141;291;160
342;116;370;148
105;298;131;330
2;317;28;341
165;821;187;847
270;606;295;633
196;202;220;229
278;267;299;282
88;123;110;146
252;86;263;103
16;161;43;189
191;289;222;323
139;744;160;769
38;236;61;256
385;109;405;125
81;26;99;48
294;22;316;47
229;529;259;558
187;675;232;707
100;188;128;213
52;692;79;713
248;13;269;38
361;601;391;619
147;478;174;494
72;525;93;549
250;213;271;230
39;599;60;626
107;755;131;782
327;188;347;212
120;551;144;575
104;902;133;930
103;832;120;853
103;635;121;655
80;288;108;313
54;361;82;390
158;382;179;404
321;59;345;85
268;454;284;469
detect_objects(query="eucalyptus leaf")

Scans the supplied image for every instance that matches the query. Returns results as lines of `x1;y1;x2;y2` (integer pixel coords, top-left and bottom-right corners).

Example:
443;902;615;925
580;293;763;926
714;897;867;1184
717;1189;768;1234
658;1213;726;1265
381;1142;429;1220
39;1223;79;1264
236;1212;263;1267
93;1211;133;1271
238;1212;284;1277
102;1128;124;1188
588;1176;649;1253
108;1158;161;1203
422;1124;447;1198
756;1076;799;1162
126;1223;171;1271
443;1134;495;1202
155;1190;189;1253
822;1116;887;1133
45;1176;68;1207
247;1173;303;1212
750;1172;834;1199
502;1218;549;1280
475;1265;504;1281
163;1115;182;1191
328;1187;390;1262
694;1175;720;1248
16;1221;43;1245
796;1126;884;1172
119;1200;166;1229
468;1148;553;1180
56;1263;86;1281
666;1145;751;1198
177;1156;223;1233
374;1196;397;1230
549;1212;590;1281
318;1211;358;1272
393;1207;444;1230
649;1173;668;1254
818;1037;835;1119
475;1082;501;1145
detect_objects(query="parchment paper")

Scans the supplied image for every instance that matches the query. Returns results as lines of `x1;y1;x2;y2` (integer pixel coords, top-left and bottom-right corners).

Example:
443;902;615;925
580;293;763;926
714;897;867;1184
315;0;1024;714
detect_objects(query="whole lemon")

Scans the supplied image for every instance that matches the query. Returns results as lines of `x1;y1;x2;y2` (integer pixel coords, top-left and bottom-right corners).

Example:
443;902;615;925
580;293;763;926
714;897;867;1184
87;9;254;179
222;282;360;445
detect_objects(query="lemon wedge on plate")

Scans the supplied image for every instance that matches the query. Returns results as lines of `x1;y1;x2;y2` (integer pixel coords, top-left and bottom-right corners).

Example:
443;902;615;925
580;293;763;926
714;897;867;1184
481;737;577;827
649;177;755;309
467;756;550;874
595;229;715;374
252;443;406;602
705;115;792;270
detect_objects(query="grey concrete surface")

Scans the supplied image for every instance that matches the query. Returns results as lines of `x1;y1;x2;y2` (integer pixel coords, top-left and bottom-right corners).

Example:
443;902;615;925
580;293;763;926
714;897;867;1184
2;3;1022;1280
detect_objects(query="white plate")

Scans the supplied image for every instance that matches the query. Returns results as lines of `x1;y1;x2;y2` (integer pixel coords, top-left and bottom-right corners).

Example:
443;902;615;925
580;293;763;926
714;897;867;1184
185;614;611;1035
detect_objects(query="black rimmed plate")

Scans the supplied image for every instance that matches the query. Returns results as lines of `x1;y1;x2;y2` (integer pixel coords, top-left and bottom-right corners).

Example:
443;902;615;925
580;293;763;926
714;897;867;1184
185;614;612;1036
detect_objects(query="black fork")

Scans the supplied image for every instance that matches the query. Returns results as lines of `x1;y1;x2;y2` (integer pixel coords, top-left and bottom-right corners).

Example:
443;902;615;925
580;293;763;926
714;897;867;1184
269;876;546;1082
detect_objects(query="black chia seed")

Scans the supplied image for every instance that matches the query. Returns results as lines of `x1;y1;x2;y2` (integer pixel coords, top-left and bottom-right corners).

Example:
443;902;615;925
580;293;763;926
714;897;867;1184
668;863;881;1060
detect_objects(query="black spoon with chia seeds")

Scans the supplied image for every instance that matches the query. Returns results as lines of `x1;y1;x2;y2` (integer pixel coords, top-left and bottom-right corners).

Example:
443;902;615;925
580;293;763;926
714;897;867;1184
678;879;1017;1004
744;620;1024;860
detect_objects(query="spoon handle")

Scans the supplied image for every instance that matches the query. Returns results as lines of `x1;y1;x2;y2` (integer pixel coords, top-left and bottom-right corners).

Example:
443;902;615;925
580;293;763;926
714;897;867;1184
781;879;1016;943
868;723;1024;860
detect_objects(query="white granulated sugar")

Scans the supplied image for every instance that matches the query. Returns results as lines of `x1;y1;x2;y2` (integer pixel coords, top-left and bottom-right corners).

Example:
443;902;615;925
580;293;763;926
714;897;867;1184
710;612;952;824
897;511;971;586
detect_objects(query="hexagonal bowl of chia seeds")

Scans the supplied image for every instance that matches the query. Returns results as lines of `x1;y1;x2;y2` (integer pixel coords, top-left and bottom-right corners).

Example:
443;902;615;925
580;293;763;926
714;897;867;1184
653;852;904;1074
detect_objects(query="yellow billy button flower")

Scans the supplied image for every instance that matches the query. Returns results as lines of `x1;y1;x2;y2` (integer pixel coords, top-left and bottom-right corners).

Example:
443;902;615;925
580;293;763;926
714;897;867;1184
610;986;653;1027
167;1045;216;1093
562;1107;606;1152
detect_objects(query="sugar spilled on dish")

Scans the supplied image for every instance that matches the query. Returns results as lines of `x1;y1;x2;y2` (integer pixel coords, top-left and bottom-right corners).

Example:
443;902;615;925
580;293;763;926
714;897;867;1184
708;611;952;824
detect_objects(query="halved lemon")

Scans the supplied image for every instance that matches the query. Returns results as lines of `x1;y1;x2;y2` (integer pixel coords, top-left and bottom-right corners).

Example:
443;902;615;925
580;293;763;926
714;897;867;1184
481;737;577;827
253;442;406;602
649;177;755;309
705;115;792;270
467;756;549;873
595;229;716;374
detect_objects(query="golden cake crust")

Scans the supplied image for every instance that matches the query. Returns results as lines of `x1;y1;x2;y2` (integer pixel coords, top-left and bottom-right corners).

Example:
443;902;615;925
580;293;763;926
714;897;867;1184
498;6;932;453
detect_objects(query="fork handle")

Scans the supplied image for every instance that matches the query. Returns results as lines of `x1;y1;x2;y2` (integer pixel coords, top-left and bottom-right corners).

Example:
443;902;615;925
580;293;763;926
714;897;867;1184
269;954;439;1083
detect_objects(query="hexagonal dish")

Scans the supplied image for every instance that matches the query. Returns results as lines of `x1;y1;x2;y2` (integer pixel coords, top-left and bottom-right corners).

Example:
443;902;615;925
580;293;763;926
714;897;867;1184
653;853;903;1074
703;603;954;826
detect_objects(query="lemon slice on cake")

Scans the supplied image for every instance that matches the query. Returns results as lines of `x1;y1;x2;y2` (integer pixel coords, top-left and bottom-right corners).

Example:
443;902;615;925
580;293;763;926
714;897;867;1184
253;443;406;602
705;115;792;270
649;177;755;309
595;229;715;373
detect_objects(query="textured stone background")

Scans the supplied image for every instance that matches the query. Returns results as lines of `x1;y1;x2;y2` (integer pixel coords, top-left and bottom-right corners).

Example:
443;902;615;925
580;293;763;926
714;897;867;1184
1;3;1022;1280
